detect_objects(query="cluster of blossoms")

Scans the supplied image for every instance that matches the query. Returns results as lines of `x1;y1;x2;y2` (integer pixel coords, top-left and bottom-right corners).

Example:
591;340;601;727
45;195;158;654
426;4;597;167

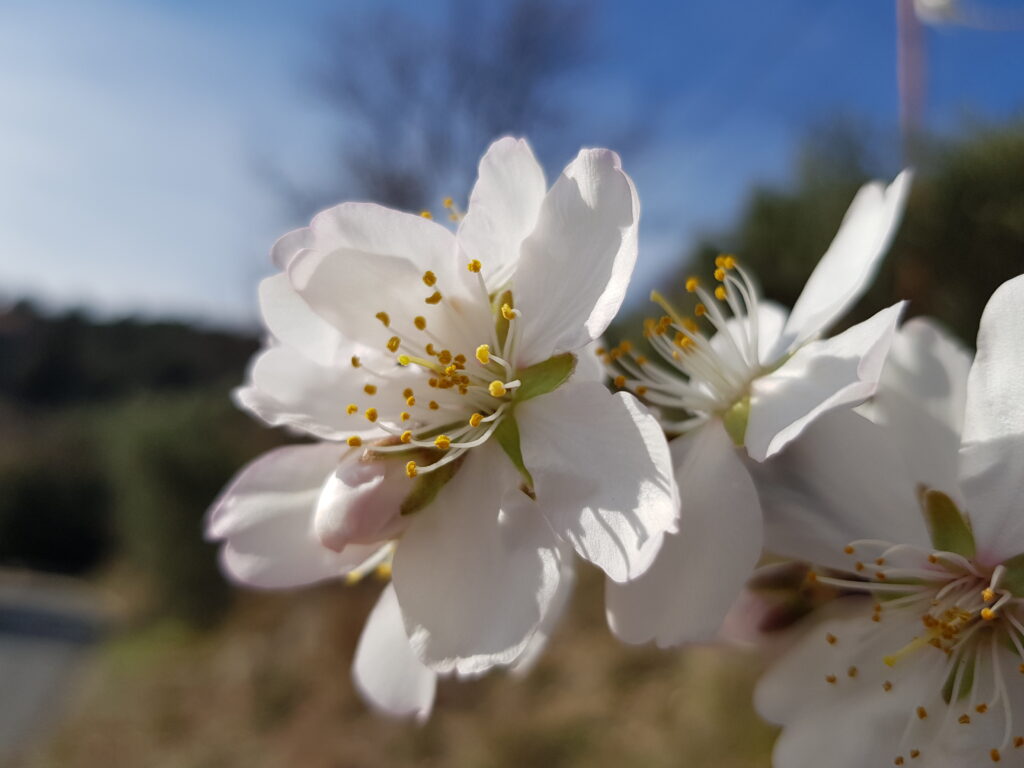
208;136;1024;765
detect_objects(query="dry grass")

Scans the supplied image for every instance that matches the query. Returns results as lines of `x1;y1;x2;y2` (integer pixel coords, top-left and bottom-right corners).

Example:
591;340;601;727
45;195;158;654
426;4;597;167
23;569;775;768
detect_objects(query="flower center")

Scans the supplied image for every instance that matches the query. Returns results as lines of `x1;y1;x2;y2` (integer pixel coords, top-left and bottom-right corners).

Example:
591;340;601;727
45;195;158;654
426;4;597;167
344;259;523;478
810;541;1024;764
601;255;765;435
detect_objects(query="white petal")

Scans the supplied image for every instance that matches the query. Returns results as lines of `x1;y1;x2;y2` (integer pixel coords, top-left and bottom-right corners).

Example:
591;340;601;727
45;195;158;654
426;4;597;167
510;553;576;676
457;137;546;290
751;409;931;570
206;445;374;588
746;302;905;461
234;344;394;441
314;456;411;551
605;420;762;646
352;584;436;723
258;273;347;367
270;226;313;270
392;443;563;675
512;149;639;364
959;275;1024;562
778;171;912;352
516;382;678;583
708;299;790;367
863;317;972;500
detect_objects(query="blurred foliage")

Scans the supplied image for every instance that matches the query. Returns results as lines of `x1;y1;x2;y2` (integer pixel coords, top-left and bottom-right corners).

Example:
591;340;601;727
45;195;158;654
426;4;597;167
615;118;1024;349
99;392;286;628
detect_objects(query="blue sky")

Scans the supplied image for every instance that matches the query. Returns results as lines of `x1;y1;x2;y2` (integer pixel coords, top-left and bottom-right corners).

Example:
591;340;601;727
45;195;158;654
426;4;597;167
1;0;1022;327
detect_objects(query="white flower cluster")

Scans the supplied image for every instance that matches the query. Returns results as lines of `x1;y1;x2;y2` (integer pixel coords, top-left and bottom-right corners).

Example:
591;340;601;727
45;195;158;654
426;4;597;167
208;137;1024;766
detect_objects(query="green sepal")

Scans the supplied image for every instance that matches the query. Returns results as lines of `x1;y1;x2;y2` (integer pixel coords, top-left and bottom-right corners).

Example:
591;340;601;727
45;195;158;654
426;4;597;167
400;454;465;516
941;650;976;704
493;414;534;489
513;353;576;403
920;489;976;559
722;395;750;446
999;552;1024;597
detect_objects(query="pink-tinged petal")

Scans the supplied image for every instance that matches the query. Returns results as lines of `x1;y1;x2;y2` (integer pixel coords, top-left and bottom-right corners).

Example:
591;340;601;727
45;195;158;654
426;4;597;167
959;275;1024;562
392;443;563;675
746;302;905;462
352;584;436;723
777;171;911;352
516;382;677;583
513;149;639;364
457;137;547;290
258;273;348;367
233;344;397;441
207;445;378;588
751;409;930;571
605;421;762;647
315;455;410;551
863;317;972;501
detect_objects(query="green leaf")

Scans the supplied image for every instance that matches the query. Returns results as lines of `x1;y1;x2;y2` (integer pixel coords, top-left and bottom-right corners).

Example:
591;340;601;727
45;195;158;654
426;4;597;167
493;414;533;488
1000;552;1024;597
722;395;750;446
513;353;576;402
400;454;465;516
920;489;976;559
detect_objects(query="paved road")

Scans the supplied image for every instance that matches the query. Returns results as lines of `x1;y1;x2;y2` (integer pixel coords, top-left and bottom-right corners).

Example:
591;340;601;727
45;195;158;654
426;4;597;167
0;573;104;764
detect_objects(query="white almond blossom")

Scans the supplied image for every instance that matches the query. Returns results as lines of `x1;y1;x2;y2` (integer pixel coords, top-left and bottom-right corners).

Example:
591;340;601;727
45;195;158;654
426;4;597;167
207;137;677;689
753;277;1024;767
604;172;911;647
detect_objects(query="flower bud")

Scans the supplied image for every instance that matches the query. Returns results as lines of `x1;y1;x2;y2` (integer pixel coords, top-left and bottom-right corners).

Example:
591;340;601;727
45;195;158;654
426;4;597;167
315;453;410;552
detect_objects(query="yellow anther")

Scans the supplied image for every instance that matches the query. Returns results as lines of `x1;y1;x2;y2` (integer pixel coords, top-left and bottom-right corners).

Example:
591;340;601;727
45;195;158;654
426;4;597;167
982;608;997;621
883;681;893;691
991;748;1001;762
443;197;454;208
826;633;837;645
420;210;432;219
405;461;418;478
454;353;466;365
428;377;438;387
403;388;414;398
469;413;483;427
375;311;390;327
983;588;996;603
635;355;647;365
346;403;358;415
406;396;416;407
847;666;858;678
350;355;361;368
467;259;482;273
613;375;626;388
825;674;837;684
400;411;411;421
428;400;439;410
501;303;515;320
715;255;726;268
397;355;411;366
414;316;427;330
685;277;699;293
721;254;737;269
489;380;507;398
363;384;377;395
595;346;606;355
682;318;699;333
422;270;437;287
437;349;452;364
434;435;451;450
375;562;392;580
619;340;633;353
714;268;726;281
959;714;971;724
636;385;648;396
386;337;402;353
917;707;928;720
977;703;989;713
400;430;412;444
425;290;442;304
715;285;728;301
347;436;362;447
444;364;457;376
895;758;904;766
364;407;378;422
694;303;707;317
425;343;436;356
844;545;855;554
